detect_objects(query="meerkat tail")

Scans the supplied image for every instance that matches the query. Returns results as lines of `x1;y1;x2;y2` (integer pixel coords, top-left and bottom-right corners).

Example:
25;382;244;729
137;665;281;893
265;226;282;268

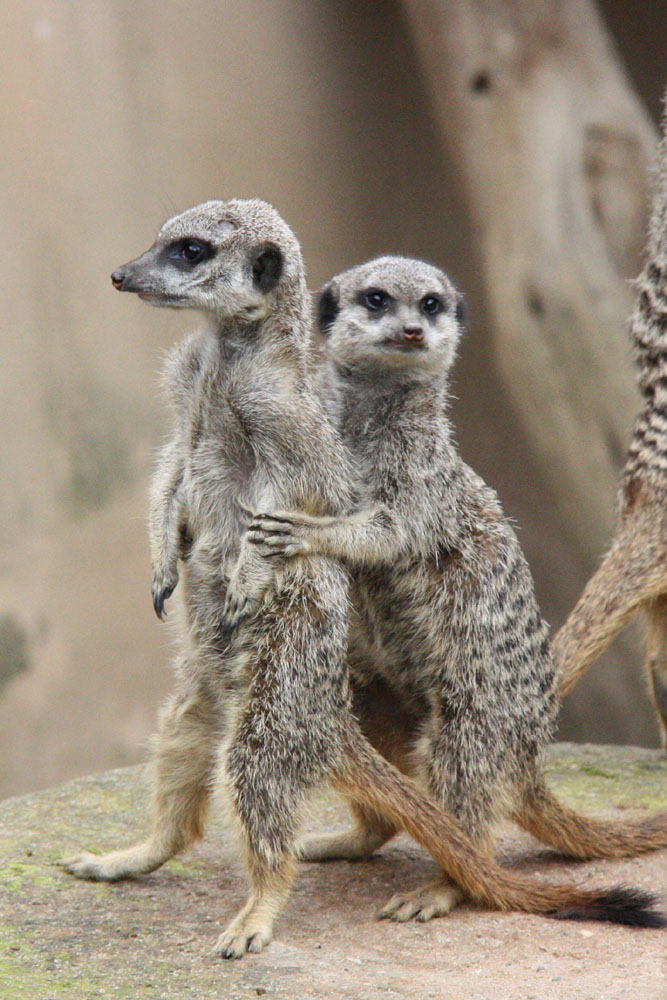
334;729;666;928
516;780;667;858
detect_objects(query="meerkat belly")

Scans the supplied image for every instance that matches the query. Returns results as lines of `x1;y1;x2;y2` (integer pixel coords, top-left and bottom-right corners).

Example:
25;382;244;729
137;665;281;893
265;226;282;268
350;560;455;699
353;551;557;751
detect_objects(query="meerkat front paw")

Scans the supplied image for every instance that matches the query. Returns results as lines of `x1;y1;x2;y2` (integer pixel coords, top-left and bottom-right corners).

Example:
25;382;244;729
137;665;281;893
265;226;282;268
221;543;273;632
377;879;463;923
151;567;179;620
246;509;336;558
221;582;254;633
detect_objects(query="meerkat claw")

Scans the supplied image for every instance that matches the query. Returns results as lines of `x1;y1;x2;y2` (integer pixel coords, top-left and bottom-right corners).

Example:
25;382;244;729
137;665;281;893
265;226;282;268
250;513;297;528
246;529;291;545
220;600;249;633
214;925;272;959
246;520;311;558
152;583;175;620
259;509;338;527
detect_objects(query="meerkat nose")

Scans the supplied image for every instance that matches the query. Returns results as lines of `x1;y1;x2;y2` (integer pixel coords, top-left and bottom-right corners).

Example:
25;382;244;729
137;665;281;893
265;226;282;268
403;326;424;341
110;269;125;290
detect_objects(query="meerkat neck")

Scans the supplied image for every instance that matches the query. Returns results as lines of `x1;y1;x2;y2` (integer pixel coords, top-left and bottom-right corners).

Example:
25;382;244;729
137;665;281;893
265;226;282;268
209;286;312;371
333;359;458;469
333;360;449;396
333;359;451;416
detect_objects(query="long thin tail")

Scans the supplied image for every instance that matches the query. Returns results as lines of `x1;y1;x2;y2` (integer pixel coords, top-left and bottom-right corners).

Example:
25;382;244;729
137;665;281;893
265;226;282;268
334;729;665;928
517;780;667;859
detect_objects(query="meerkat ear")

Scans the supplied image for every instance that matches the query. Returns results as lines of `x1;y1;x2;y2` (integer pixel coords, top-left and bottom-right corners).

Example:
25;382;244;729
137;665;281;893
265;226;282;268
317;282;340;336
455;291;465;326
252;243;283;293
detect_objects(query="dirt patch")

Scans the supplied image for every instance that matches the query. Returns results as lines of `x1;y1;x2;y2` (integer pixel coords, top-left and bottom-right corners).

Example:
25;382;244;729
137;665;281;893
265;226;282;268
0;743;665;999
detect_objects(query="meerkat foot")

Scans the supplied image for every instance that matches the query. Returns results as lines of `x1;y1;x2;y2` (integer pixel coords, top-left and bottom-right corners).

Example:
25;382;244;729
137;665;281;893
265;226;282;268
60;841;169;881
214;902;274;959
377;879;463;923
298;826;391;861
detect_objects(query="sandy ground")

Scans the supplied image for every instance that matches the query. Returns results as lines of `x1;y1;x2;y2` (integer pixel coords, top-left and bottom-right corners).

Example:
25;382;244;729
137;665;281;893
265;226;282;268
1;743;665;1000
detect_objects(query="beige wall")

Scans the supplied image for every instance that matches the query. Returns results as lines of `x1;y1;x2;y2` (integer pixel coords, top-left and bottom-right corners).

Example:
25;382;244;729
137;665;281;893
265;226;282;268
0;0;664;796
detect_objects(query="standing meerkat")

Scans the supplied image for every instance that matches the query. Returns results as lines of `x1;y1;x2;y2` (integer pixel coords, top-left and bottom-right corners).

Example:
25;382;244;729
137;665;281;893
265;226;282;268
552;122;667;743
244;254;667;924
60;202;664;953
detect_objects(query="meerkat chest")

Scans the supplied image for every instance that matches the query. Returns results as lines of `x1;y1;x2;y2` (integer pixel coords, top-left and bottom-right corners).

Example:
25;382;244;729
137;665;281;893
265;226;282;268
182;365;268;538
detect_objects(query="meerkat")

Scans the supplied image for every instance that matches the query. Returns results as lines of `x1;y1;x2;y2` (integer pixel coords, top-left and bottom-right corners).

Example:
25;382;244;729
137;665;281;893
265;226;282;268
60;203;664;954
552;122;667;745
242;254;667;925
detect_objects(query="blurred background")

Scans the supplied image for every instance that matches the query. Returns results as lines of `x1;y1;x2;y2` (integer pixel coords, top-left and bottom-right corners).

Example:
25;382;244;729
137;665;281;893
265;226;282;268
1;1;665;798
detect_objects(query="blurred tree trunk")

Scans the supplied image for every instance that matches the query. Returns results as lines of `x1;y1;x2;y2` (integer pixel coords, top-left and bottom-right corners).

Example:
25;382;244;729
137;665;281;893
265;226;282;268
401;0;658;560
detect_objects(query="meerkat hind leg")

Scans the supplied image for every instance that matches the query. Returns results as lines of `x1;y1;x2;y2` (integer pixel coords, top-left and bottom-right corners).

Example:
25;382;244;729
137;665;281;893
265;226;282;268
374;709;495;923
375;821;493;923
555;521;666;696
298;802;397;861
62;680;219;881
646;595;667;750
298;677;419;861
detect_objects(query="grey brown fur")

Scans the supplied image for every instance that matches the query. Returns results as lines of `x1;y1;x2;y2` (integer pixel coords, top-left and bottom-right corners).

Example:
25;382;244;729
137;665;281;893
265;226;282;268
247;254;667;923
61;202;665;957
553;117;667;745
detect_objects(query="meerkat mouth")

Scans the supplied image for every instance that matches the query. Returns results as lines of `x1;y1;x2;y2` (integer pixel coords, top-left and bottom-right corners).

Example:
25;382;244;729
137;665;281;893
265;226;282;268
383;338;426;351
138;292;187;307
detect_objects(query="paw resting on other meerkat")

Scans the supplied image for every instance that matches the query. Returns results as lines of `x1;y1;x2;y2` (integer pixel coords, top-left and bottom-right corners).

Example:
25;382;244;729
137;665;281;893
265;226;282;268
246;509;338;558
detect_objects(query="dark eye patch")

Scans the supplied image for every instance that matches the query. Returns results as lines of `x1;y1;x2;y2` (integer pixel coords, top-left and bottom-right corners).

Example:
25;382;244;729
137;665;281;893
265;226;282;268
166;239;215;269
359;288;391;312
420;294;445;316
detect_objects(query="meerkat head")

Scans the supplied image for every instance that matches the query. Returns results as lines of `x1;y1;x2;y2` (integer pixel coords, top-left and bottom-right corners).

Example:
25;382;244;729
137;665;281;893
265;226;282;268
110;198;305;324
317;256;464;376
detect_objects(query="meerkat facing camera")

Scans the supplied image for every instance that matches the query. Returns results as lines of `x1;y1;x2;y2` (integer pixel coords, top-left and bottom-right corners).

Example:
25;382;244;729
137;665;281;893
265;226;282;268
245;254;667;924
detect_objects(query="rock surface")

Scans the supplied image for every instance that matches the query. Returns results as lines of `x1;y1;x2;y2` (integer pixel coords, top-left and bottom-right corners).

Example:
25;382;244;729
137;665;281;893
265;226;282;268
1;743;665;1000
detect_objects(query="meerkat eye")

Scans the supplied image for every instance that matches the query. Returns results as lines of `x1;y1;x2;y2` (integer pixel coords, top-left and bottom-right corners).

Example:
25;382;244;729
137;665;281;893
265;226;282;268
183;242;204;261
167;239;214;268
421;295;445;316
363;289;389;312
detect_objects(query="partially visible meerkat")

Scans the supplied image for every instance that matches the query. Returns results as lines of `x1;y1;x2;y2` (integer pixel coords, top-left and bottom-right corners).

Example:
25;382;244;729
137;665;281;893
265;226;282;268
243;255;667;925
552;122;667;744
60;202;665;954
